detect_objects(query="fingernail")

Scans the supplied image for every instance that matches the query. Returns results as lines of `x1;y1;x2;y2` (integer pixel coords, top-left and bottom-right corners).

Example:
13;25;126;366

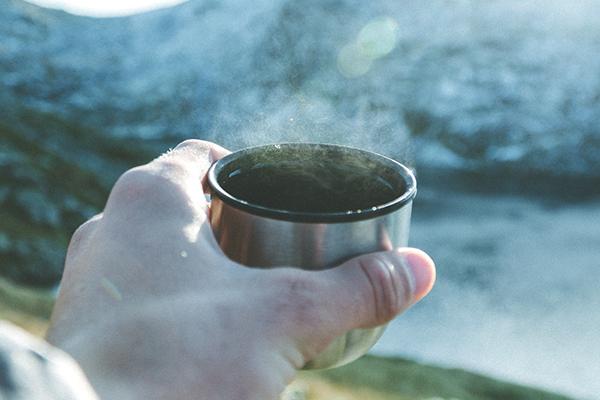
401;249;436;303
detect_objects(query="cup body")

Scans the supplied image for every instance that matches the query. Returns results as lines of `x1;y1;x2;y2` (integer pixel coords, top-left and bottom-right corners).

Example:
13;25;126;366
207;143;416;369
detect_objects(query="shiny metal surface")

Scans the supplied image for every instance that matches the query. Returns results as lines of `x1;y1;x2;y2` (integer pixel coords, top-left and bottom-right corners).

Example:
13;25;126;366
210;199;412;271
207;143;416;369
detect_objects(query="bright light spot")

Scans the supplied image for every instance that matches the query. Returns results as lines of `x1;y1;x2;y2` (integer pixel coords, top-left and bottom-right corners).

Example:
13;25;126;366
337;43;373;78
337;16;400;78
357;17;399;59
24;0;188;17
100;277;123;301
180;250;188;258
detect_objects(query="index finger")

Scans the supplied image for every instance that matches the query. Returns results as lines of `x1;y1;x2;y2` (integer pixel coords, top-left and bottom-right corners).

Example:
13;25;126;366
154;139;231;185
104;140;230;218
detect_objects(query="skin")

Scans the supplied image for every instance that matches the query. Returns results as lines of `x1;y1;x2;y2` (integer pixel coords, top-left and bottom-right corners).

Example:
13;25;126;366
46;140;436;400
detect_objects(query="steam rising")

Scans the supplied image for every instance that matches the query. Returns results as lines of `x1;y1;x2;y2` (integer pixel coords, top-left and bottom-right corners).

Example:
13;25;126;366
216;144;406;214
12;0;600;177
4;0;600;397
193;0;600;179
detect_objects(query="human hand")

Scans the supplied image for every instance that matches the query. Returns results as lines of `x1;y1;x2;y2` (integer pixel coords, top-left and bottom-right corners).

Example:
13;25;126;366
46;140;436;400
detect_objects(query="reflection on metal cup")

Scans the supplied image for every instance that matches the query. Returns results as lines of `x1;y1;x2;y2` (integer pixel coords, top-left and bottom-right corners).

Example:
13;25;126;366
207;143;416;369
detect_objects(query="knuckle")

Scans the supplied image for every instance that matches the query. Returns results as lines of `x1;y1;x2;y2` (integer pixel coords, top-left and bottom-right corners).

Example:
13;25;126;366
68;214;102;255
358;255;411;324
169;139;227;162
113;166;162;197
166;139;213;161
175;139;212;150
153;158;188;177
105;163;196;221
108;166;176;210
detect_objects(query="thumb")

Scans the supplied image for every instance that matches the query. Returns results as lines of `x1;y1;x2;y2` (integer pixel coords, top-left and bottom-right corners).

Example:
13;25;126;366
318;248;436;332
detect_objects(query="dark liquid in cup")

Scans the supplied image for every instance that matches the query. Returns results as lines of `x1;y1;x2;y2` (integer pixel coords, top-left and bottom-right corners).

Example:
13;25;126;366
218;147;406;213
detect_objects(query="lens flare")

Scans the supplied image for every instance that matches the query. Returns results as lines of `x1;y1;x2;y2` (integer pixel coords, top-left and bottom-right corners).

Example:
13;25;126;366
337;16;400;78
357;17;400;59
337;43;373;78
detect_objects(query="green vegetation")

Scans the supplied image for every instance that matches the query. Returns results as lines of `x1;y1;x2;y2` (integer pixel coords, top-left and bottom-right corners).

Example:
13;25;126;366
0;281;574;400
299;355;574;400
0;108;576;400
0;277;54;336
0;107;160;286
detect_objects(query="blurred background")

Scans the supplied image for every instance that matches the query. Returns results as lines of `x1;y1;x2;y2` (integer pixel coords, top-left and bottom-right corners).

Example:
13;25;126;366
1;0;599;399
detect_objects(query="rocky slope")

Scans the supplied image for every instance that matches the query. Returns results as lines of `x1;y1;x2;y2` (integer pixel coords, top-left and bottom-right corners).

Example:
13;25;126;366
1;2;598;397
2;0;600;284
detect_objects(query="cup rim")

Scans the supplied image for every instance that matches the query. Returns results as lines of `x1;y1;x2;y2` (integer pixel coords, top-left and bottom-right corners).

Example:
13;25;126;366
207;143;417;223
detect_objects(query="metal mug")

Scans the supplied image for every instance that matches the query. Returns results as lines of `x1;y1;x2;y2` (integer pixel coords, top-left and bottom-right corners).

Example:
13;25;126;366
207;143;416;369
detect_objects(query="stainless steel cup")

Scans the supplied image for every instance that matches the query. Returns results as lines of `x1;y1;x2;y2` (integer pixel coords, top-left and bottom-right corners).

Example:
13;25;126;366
207;143;416;369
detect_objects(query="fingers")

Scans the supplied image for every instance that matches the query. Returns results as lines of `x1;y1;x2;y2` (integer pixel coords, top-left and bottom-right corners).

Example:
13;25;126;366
263;248;435;366
270;248;435;350
104;140;230;219
319;248;435;330
66;213;103;260
155;139;230;184
60;213;104;289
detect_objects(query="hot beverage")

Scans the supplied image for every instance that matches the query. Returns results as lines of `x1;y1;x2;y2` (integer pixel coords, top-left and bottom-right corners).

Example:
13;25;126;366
216;145;406;213
208;143;416;369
